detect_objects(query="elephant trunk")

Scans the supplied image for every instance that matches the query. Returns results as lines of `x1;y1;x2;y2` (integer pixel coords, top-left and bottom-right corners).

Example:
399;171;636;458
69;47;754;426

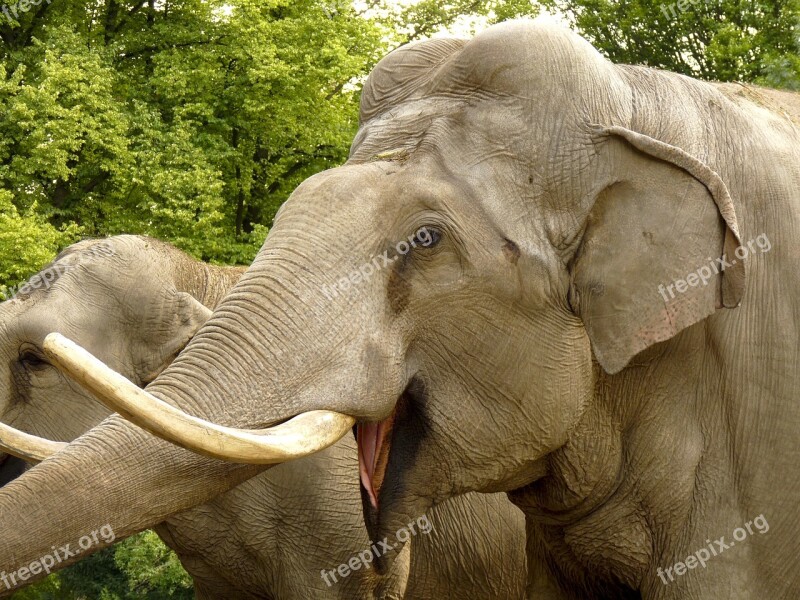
0;415;265;591
0;187;403;589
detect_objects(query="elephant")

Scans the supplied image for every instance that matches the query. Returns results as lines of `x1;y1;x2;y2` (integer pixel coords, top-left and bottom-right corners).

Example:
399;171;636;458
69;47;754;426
0;18;798;599
0;235;527;598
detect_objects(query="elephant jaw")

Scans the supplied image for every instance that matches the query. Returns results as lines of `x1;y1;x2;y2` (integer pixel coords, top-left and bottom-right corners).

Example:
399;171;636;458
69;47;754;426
357;411;396;510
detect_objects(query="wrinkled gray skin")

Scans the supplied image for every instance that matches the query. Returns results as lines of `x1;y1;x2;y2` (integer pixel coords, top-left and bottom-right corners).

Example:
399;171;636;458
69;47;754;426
1;20;799;599
0;235;526;599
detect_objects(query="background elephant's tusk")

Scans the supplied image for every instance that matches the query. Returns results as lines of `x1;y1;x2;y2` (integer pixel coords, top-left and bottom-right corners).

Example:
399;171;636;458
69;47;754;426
42;333;355;464
0;422;67;463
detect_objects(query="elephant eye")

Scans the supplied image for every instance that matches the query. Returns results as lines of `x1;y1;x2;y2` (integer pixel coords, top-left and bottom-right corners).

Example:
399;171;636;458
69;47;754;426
19;350;48;370
412;227;441;248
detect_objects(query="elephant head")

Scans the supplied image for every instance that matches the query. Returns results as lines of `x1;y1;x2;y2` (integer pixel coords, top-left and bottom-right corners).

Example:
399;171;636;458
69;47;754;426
0;21;747;587
0;236;241;480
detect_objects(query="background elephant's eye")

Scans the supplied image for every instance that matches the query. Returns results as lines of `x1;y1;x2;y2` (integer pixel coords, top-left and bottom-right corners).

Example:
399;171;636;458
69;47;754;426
413;227;441;248
19;350;47;370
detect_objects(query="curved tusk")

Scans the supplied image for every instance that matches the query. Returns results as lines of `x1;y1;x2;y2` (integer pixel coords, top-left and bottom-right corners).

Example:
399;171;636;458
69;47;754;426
0;422;67;463
42;333;354;464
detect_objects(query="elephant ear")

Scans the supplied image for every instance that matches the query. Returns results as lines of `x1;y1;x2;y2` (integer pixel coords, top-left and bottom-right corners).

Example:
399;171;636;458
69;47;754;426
133;289;212;384
570;125;745;374
359;38;466;123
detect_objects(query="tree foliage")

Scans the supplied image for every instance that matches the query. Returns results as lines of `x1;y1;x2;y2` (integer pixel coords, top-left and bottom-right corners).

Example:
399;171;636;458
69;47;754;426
11;533;193;600
543;0;800;84
0;0;389;275
0;192;79;298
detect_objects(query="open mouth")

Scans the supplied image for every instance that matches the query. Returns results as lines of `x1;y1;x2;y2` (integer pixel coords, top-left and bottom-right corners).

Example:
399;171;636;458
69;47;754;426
356;379;421;510
356;409;396;510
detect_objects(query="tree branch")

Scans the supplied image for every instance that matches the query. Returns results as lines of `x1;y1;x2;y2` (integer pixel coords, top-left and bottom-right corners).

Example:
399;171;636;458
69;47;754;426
117;36;225;60
105;0;148;40
104;0;120;44
16;0;53;49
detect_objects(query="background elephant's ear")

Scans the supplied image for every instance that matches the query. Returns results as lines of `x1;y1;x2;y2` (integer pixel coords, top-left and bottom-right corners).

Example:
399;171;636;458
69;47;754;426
359;38;466;123
134;290;213;384
570;126;745;374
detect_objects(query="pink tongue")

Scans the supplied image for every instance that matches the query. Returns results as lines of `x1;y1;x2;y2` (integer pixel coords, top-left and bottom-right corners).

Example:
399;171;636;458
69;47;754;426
357;421;389;509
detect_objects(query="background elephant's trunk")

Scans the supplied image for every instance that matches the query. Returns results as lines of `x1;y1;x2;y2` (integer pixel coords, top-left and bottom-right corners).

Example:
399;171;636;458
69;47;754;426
0;414;266;588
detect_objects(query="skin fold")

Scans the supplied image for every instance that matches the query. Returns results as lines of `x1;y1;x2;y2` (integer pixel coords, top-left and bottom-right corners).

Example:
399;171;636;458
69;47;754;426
0;20;798;599
0;235;527;599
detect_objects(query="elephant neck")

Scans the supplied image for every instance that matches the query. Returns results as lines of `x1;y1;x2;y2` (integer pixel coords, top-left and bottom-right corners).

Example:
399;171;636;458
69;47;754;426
508;397;624;522
507;376;653;593
170;256;246;309
194;263;247;308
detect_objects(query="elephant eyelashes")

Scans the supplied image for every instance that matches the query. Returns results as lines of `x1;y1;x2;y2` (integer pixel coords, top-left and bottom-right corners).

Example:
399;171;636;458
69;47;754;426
19;351;48;370
412;227;441;248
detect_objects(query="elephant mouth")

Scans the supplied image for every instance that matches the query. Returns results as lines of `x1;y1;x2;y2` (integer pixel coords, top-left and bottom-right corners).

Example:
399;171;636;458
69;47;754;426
356;379;420;510
356;409;396;510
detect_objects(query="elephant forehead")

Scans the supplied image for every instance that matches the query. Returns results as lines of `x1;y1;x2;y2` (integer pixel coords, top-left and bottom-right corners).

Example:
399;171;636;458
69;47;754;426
0;301;26;341
350;99;528;171
355;21;628;173
434;24;581;91
359;38;468;123
351;98;464;162
284;162;450;217
363;21;610;117
352;32;612;169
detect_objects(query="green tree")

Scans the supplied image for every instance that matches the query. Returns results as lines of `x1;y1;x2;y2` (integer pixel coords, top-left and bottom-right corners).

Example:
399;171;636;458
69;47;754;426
11;533;193;600
0;192;79;297
0;0;386;267
542;0;800;84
